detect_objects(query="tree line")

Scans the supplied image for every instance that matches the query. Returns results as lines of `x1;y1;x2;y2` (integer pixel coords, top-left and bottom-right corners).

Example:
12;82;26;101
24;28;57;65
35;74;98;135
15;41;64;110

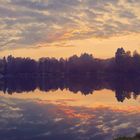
0;47;140;77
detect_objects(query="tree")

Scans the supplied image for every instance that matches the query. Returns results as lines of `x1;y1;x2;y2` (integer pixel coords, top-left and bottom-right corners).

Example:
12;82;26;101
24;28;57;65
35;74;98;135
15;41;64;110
115;48;132;73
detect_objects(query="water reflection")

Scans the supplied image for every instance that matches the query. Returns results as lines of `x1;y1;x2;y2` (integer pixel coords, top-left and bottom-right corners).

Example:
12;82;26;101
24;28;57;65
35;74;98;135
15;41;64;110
0;76;140;102
0;76;140;140
0;93;140;140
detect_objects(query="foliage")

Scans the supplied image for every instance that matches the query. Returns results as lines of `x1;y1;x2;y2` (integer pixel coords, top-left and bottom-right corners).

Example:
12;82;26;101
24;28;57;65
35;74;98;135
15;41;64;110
0;48;140;77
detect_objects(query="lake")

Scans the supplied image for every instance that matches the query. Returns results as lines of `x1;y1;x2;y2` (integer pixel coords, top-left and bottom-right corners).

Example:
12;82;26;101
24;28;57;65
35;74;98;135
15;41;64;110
0;77;140;140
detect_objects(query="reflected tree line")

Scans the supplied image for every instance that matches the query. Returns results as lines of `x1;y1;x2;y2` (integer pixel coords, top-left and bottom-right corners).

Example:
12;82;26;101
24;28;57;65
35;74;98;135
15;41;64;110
0;75;140;102
0;48;140;102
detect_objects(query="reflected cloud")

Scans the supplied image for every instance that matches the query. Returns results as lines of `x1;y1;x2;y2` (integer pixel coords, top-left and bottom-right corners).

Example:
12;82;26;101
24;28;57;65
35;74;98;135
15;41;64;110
0;95;139;140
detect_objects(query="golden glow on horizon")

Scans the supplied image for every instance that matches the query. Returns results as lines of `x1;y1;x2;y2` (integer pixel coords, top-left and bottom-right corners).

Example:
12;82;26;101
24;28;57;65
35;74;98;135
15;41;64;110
0;33;140;59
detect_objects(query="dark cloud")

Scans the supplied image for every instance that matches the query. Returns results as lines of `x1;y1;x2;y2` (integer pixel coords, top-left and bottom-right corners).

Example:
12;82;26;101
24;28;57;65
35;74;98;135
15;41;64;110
119;10;137;19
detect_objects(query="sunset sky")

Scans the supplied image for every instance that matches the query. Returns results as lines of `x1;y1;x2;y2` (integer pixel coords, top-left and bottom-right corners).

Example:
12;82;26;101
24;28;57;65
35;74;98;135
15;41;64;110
0;0;140;59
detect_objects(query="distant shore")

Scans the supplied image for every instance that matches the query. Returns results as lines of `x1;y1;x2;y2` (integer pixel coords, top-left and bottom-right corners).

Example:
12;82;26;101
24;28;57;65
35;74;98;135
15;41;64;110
114;133;140;140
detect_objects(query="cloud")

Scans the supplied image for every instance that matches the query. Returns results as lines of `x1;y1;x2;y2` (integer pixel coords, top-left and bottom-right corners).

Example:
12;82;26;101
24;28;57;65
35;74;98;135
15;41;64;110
0;0;140;50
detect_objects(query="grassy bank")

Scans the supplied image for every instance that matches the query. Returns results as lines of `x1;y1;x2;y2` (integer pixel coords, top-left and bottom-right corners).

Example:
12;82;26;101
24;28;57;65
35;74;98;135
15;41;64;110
114;133;140;140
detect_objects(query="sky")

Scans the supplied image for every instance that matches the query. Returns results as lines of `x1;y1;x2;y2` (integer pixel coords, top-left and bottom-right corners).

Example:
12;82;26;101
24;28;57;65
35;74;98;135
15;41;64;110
0;0;140;59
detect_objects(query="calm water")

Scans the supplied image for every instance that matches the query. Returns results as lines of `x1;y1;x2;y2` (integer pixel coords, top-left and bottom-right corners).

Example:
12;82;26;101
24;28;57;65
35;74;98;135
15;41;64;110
0;77;140;140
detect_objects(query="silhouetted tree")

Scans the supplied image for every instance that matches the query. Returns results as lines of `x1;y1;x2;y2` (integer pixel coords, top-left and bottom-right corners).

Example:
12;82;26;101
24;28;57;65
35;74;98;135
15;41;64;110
0;47;140;79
